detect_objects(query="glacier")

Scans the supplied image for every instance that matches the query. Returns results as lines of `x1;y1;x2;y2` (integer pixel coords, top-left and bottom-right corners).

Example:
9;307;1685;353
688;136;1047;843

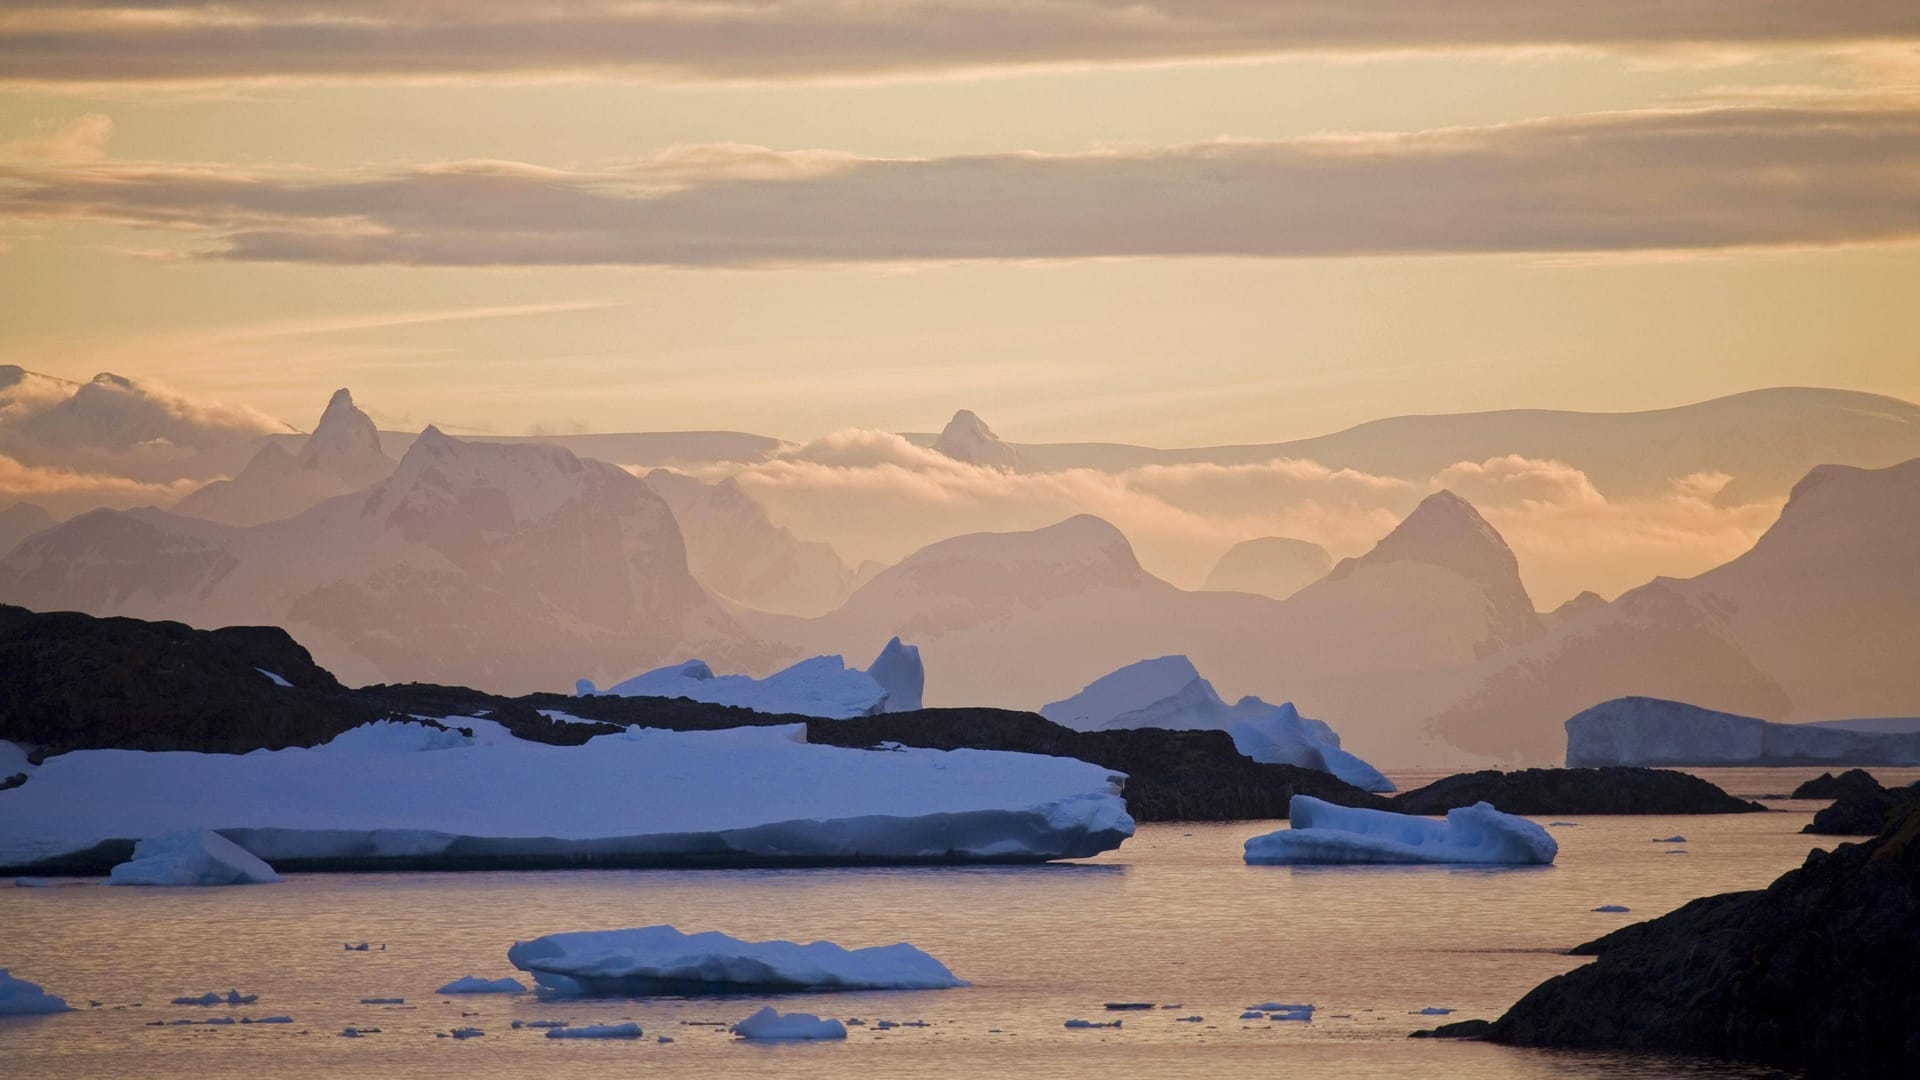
0;970;71;1016
507;924;967;996
1244;795;1558;866
732;1007;848;1041
107;830;283;886
578;637;925;719
1041;656;1394;792
0;721;1132;872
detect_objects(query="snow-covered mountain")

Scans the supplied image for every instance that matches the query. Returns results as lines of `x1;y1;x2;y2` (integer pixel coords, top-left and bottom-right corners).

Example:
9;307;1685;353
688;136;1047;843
932;409;1024;469
174;388;396;526
0;427;772;692
0;369;291;471
640;469;857;616
0;502;53;557
1423;456;1920;765
1202;536;1333;599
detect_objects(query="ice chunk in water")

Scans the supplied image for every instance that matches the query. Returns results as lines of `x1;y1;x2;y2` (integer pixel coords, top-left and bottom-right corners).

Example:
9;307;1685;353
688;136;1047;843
732;1007;847;1041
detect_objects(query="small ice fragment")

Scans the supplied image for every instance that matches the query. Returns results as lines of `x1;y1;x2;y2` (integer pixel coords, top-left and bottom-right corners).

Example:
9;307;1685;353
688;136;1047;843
346;944;370;952
205;1016;235;1025
657;1036;673;1044
436;976;526;995
1063;1018;1122;1029
246;1016;293;1024
359;998;404;1005
875;1020;897;1030
451;1028;483;1039
546;1023;643;1039
733;1007;847;1041
1652;836;1687;843
1414;1007;1453;1015
1547;822;1579;828
1592;905;1631;913
1104;1002;1154;1010
1239;1010;1264;1020
1176;1015;1204;1023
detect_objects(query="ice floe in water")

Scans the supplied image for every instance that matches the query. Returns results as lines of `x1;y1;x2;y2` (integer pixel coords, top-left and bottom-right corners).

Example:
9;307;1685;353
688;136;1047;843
435;976;525;995
0;722;1131;870
1244;796;1557;866
732;1007;847;1041
1064;1018;1122;1029
109;830;282;887
580;638;925;719
0;970;71;1015
1040;656;1394;792
507;925;967;996
171;990;257;1006
545;1022;642;1039
1592;905;1632;913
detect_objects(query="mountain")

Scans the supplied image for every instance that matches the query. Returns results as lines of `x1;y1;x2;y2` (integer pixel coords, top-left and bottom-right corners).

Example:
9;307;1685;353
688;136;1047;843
174;388;396;526
0;502;54;557
932;409;1023;469
1;370;291;463
640;469;857;616
1424;457;1920;764
0;427;771;692
1202;536;1332;600
0;365;77;423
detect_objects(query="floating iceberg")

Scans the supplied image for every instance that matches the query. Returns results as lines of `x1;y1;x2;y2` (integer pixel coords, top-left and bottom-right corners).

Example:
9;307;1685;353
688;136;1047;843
733;1007;847;1041
0;970;71;1015
0;721;1131;871
1244;796;1558;866
580;638;925;719
507;925;966;996
436;976;525;995
172;990;257;1006
108;830;283;886
1041;656;1394;792
545;1022;642;1039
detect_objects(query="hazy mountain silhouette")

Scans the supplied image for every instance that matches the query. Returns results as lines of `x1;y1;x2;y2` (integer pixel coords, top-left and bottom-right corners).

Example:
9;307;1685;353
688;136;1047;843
1202;536;1332;600
0;502;53;558
641;468;858;616
174;389;396;526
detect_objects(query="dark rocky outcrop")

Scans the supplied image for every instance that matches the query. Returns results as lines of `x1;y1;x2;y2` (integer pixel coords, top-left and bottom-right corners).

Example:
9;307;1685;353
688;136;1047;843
1390;767;1765;816
1799;771;1920;836
1420;801;1920;1074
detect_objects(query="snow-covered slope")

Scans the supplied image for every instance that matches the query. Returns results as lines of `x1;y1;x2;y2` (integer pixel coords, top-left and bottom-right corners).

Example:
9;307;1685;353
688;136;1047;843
174;388;396;526
1202;536;1333;600
582;638;924;719
1040;656;1394;792
0;721;1134;870
641;468;856;616
0;426;770;692
932;409;1023;469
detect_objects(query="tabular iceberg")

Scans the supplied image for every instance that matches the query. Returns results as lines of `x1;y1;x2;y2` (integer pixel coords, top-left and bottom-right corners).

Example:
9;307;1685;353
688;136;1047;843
1244;796;1557;866
1041;656;1394;792
733;1007;848;1041
1;721;1132;872
108;830;283;886
507;924;967;996
578;637;925;719
0;970;71;1016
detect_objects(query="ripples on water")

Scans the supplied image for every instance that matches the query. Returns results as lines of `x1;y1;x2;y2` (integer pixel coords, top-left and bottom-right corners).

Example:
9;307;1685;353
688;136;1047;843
5;772;1899;1079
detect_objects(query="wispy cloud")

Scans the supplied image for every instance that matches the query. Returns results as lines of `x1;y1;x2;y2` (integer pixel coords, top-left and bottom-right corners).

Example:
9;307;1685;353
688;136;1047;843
2;2;1916;85
6;105;1919;264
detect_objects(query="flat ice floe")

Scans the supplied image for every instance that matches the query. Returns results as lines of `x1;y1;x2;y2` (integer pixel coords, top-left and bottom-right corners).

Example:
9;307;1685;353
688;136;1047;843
0;970;71;1015
732;1007;847;1041
0;722;1132;871
507;925;967;996
436;976;526;994
108;830;283;886
1041;656;1394;792
1244;795;1557;866
578;638;924;719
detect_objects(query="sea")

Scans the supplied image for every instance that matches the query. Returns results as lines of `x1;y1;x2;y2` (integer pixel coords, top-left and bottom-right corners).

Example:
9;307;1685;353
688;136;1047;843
5;766;1912;1079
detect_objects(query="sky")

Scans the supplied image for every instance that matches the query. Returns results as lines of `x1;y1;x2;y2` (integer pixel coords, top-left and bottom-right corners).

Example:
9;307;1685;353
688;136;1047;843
1;3;1918;446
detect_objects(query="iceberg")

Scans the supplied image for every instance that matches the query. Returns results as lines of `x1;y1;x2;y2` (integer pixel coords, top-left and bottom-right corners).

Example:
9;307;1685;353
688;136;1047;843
1041;656;1395;792
732;1007;847;1041
0;721;1131;872
545;1023;642;1039
580;638;926;719
507;925;966;996
0;970;71;1016
108;830;283;886
1244;796;1558;866
435;976;525;995
1565;697;1920;768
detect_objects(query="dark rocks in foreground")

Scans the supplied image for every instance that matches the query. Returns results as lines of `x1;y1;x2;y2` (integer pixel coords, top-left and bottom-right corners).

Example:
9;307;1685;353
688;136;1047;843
1797;770;1920;836
1391;767;1765;816
1419;801;1920;1075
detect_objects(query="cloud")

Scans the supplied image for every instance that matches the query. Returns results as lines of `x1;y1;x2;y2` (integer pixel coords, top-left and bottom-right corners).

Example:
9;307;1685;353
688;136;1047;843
0;112;112;161
0;452;200;509
1;2;1915;85
6;106;1920;263
671;435;1780;606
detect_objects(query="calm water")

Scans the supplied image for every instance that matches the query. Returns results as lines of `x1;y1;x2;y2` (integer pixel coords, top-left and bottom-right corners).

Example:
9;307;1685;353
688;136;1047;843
2;796;1866;1079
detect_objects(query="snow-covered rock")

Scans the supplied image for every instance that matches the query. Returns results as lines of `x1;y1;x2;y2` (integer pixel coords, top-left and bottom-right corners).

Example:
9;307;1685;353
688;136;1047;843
0;722;1132;870
0;739;32;780
0;970;71;1015
317;720;473;754
107;830;284;886
1041;657;1394;792
1244;796;1557;866
732;1007;848;1041
582;638;926;719
507;925;967;996
435;976;525;995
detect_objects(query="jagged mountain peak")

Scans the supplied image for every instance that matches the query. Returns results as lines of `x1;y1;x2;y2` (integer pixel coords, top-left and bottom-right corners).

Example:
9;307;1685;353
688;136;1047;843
934;408;1023;469
1332;489;1520;588
299;387;390;486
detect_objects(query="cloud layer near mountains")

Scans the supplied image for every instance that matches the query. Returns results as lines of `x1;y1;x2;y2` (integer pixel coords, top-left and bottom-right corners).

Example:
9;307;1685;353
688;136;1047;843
675;431;1783;607
6;106;1920;263
3;2;1915;84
